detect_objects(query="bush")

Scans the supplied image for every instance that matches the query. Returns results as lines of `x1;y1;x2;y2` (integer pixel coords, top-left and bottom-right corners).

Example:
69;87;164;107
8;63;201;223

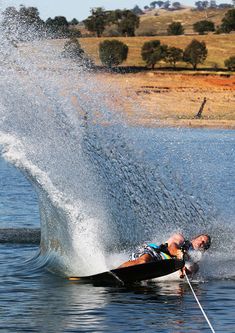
141;40;168;69
165;46;183;67
221;9;235;33
103;25;121;37
193;20;215;34
62;38;94;68
62;38;84;59
183;39;208;69
224;56;235;70
99;39;128;67
167;21;184;35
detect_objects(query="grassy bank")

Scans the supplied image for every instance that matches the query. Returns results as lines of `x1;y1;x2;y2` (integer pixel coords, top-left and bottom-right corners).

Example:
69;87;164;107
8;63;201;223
80;34;235;69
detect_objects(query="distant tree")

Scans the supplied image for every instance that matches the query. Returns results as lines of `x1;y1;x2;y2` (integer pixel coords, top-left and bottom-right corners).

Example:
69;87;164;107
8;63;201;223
144;5;150;10
2;5;44;40
218;3;232;9
68;28;82;38
84;7;107;37
99;39;128;67
209;0;217;8
70;18;79;25
18;5;42;25
195;1;209;9
183;39;208;69
221;9;235;32
202;1;209;8
165;46;183;67
62;38;84;59
62;38;93;68
150;1;158;8
2;6;20;36
193;20;215;34
172;2;182;9
224;56;235;70
195;1;204;10
163;1;171;9
141;40;168;68
156;1;165;7
132;5;144;15
45;16;71;38
112;10;140;36
167;21;184;35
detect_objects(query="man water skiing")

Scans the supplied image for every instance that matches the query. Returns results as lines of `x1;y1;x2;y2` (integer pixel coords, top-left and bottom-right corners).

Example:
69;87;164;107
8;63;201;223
119;233;211;278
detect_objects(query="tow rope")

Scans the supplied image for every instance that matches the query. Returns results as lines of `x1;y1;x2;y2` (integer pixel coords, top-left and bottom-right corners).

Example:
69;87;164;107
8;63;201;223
185;272;216;333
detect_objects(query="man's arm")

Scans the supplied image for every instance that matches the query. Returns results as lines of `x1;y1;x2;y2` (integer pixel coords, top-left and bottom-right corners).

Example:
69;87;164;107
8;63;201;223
118;254;152;268
166;233;185;259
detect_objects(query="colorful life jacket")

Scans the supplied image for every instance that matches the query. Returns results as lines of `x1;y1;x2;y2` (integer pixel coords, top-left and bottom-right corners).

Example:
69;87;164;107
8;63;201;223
146;243;172;260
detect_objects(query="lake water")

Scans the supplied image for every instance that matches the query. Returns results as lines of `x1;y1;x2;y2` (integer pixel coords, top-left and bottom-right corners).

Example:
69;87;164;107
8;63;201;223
0;21;234;332
0;128;234;333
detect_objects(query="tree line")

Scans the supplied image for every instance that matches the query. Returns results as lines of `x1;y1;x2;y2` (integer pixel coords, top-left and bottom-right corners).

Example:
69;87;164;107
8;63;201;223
84;7;235;36
62;37;235;71
142;1;234;11
2;5;235;41
1;5;81;41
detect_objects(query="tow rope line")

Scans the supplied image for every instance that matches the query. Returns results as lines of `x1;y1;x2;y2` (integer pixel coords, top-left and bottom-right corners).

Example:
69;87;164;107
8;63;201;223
185;273;216;333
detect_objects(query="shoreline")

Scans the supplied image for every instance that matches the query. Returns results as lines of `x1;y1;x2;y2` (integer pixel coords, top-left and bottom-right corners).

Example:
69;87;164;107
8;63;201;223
91;71;235;129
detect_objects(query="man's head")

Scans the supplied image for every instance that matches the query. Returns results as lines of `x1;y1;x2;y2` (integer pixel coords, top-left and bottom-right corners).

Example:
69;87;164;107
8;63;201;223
191;234;211;251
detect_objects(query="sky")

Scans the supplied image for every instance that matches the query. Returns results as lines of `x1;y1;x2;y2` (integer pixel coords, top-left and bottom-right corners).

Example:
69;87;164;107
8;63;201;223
0;0;200;21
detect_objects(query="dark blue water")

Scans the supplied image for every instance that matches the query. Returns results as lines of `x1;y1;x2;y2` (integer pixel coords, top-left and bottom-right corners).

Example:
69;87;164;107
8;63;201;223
0;128;234;333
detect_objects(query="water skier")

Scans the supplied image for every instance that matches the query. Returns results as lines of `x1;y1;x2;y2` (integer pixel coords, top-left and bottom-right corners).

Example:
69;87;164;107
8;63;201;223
119;233;211;278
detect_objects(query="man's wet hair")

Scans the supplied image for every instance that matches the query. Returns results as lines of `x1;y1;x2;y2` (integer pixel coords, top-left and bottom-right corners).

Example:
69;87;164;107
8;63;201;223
191;234;211;250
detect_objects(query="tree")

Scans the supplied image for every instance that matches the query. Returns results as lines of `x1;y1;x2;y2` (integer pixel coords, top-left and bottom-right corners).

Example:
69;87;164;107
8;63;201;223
172;2;182;9
209;0;217;8
132;5;144;15
141;40;168;69
195;1;209;9
2;6;20;36
195;1;204;10
70;18;79;25
202;1;209;8
193;20;215;34
150;1;158;8
99;40;128;67
163;1;171;9
18;6;42;25
62;38;94;68
167;21;184;35
156;1;164;7
84;7;107;37
2;5;44;40
221;9;235;32
45;16;70;38
62;38;85;59
183;39;208;69
165;46;183;67
115;10;140;36
224;56;235;70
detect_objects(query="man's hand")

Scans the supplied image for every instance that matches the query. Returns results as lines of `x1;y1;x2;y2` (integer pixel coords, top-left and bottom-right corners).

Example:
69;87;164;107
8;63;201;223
179;262;199;278
179;266;191;279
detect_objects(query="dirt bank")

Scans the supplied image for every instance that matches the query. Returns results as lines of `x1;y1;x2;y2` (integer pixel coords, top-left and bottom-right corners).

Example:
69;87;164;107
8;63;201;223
93;71;235;129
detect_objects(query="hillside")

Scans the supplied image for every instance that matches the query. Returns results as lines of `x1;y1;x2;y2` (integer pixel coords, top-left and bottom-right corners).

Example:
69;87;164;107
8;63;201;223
136;7;229;35
79;7;230;37
79;34;235;69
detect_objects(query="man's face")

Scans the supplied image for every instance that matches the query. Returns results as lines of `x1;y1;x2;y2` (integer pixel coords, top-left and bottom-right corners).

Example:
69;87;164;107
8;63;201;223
194;235;210;251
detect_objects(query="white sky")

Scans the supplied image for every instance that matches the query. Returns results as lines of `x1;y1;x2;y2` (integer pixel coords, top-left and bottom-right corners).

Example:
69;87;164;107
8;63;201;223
0;0;233;21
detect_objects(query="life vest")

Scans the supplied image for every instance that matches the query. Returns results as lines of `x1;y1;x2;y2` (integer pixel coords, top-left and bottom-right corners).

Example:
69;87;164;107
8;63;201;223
146;243;172;260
